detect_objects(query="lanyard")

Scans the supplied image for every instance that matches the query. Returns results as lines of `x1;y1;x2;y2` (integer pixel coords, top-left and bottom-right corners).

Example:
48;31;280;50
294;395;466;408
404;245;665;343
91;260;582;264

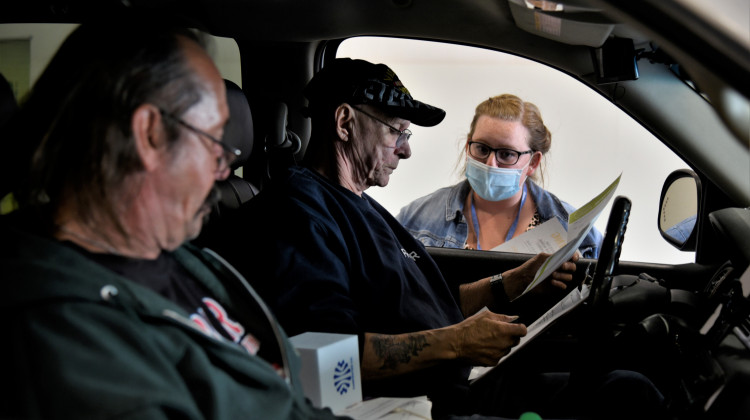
470;183;527;250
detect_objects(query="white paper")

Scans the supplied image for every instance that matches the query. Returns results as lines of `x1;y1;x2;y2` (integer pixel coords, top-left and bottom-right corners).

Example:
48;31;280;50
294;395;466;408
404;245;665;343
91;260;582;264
378;398;432;420
516;174;621;299
491;217;567;254
567;174;622;240
469;285;590;383
338;396;432;420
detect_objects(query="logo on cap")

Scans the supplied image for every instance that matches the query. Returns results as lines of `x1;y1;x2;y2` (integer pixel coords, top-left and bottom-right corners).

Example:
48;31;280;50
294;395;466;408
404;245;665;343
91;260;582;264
382;67;410;96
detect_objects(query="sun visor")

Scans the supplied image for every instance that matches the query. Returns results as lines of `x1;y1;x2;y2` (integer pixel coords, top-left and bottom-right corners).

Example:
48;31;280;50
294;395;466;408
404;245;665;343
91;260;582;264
508;0;616;47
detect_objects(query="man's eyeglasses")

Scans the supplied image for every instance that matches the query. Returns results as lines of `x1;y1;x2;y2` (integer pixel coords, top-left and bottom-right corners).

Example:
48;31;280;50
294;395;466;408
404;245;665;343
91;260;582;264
468;141;534;166
159;108;241;173
352;106;412;148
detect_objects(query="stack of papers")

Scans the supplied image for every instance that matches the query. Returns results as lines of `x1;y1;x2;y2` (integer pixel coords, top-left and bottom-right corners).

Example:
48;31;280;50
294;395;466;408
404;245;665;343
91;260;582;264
470;284;590;383
493;174;621;299
337;396;432;420
470;174;622;383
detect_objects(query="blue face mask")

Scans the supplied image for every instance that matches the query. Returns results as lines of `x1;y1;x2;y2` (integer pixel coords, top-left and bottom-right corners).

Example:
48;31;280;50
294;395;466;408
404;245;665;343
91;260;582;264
465;157;526;201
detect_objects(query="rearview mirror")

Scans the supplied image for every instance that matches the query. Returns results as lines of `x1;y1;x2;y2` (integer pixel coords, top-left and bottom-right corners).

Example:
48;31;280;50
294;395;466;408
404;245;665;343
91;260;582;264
658;170;701;251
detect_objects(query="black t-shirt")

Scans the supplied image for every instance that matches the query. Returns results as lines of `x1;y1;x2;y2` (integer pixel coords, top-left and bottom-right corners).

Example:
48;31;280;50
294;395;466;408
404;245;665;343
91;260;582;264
225;166;469;400
65;242;263;357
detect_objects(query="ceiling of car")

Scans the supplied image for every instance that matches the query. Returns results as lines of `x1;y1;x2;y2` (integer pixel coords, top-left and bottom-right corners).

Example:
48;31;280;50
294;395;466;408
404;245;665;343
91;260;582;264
3;0;746;93
3;1;570;49
2;0;748;202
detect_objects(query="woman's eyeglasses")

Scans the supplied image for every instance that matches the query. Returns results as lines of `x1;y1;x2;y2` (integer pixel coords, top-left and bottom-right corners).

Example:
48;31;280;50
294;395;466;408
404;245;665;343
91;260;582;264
468;141;533;166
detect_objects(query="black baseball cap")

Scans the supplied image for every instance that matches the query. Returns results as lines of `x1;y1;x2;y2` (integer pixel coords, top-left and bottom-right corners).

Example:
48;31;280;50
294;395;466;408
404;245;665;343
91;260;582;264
304;58;446;127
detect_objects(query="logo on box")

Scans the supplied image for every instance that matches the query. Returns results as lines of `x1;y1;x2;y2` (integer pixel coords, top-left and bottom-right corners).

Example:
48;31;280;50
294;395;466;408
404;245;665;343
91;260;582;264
334;358;355;395
290;332;363;413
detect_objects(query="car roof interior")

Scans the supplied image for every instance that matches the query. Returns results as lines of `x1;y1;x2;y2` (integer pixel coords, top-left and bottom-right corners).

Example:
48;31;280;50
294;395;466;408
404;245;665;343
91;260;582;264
2;0;749;206
4;3;750;418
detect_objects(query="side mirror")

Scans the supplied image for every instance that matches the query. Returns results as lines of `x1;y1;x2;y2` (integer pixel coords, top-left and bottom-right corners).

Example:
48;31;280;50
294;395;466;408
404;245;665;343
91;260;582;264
658;169;701;251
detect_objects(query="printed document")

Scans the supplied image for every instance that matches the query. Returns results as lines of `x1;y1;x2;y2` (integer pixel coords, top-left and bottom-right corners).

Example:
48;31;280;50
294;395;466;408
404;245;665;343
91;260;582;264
469;174;622;383
338;396;432;419
469;284;590;383
512;174;621;299
491;217;567;254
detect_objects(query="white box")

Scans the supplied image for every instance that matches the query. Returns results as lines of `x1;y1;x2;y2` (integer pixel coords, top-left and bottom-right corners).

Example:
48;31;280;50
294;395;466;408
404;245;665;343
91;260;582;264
289;332;362;413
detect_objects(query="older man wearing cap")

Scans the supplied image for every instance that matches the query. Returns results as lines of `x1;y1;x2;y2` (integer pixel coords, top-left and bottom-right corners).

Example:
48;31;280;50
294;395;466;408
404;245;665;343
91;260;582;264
223;58;664;420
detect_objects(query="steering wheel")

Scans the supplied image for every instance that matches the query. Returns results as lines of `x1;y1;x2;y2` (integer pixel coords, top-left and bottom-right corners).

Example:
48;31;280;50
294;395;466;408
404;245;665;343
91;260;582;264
568;196;633;387
587;196;632;310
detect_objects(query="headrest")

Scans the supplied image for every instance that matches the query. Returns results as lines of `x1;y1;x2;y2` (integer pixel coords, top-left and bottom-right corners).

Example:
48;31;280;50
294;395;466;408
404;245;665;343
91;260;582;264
223;80;254;169
267;101;301;154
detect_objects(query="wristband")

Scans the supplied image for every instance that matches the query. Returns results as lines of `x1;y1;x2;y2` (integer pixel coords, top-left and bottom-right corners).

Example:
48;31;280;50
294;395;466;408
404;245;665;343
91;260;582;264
489;273;510;305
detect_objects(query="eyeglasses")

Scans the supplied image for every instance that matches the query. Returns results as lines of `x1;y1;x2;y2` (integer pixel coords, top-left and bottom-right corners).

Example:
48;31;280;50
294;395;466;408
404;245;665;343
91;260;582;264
352;106;412;148
468;141;534;166
159;108;241;173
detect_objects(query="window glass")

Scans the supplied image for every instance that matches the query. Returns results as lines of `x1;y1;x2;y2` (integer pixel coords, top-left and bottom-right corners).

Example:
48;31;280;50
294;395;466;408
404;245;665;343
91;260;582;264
0;24;78;215
0;39;30;101
0;24;243;210
205;35;241;87
0;24;241;93
338;36;693;264
0;24;77;98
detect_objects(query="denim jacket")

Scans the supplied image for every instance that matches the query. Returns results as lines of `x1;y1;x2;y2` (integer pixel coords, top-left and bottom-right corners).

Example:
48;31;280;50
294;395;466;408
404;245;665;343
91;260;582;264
396;179;602;259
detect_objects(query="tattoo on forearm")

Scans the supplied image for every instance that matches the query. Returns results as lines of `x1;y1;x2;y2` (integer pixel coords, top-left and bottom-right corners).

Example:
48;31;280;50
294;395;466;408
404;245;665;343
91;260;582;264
372;334;430;370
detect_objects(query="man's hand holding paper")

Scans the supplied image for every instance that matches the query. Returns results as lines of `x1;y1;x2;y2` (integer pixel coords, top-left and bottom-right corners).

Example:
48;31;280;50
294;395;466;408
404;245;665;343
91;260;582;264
501;252;579;300
514;174;622;299
470;174;623;385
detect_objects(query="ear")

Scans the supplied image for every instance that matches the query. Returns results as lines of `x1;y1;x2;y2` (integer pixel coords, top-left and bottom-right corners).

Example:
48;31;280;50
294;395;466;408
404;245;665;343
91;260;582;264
526;151;542;177
132;104;166;171
334;104;354;142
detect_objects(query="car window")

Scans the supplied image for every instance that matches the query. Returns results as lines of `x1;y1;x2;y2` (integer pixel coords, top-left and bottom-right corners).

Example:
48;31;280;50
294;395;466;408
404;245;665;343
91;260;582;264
0;24;77;100
205;35;241;88
337;36;694;265
0;24;242;213
0;24;241;91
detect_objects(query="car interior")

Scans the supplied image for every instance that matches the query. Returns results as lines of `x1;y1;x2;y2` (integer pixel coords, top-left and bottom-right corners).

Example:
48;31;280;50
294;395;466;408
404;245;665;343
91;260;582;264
2;0;749;418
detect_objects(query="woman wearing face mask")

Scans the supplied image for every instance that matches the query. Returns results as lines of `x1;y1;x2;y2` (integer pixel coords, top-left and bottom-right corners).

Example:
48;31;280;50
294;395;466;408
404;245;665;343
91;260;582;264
396;94;602;258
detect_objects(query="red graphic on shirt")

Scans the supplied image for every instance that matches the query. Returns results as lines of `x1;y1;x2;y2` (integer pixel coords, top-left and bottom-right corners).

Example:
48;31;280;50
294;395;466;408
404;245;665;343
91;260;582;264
189;297;260;355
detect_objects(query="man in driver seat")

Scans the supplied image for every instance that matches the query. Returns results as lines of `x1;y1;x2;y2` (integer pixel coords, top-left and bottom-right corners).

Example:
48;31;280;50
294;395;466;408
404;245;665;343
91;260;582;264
222;58;666;419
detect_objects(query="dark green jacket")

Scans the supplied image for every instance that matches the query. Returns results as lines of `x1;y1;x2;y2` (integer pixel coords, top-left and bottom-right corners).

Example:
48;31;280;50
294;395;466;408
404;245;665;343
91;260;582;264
0;213;346;420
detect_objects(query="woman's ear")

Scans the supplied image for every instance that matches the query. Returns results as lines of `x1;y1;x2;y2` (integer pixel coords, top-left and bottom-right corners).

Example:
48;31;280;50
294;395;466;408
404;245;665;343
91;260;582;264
132;104;165;171
526;151;542;176
334;104;354;142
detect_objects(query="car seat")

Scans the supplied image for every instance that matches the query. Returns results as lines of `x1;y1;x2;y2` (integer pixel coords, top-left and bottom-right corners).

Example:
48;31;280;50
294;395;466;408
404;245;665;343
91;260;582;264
193;81;302;252
265;101;302;180
192;80;258;248
216;79;259;210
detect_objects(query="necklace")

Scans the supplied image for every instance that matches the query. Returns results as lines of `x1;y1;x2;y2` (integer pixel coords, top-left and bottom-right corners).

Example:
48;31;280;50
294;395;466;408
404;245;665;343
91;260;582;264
469;183;527;250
